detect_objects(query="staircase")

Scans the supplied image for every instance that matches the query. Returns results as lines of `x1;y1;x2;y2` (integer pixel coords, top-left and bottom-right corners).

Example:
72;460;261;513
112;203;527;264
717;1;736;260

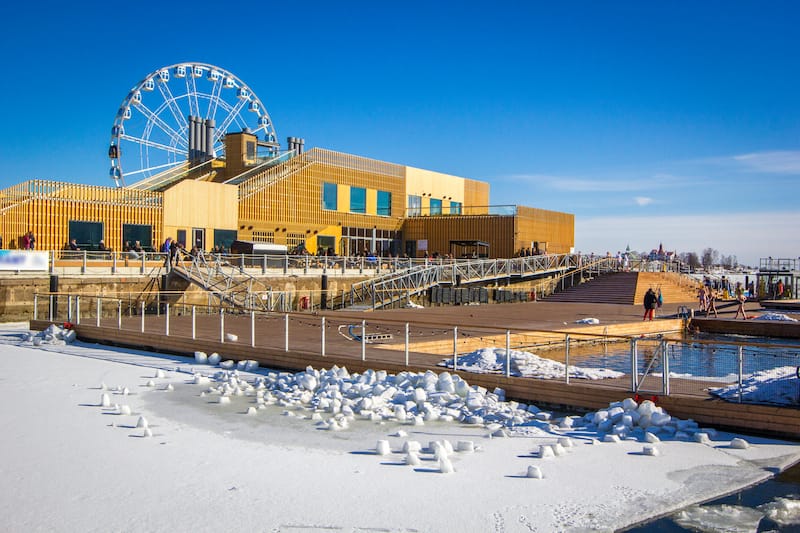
545;272;699;304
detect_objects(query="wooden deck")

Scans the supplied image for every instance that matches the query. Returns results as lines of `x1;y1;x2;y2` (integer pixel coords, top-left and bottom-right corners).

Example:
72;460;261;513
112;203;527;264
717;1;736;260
30;300;800;440
691;316;800;338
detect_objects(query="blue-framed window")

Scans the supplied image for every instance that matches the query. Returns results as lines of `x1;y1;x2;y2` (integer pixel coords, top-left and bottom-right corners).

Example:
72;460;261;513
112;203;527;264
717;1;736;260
430;198;442;215
408;195;421;216
377;191;391;216
350;187;366;214
450;201;462;215
322;182;337;211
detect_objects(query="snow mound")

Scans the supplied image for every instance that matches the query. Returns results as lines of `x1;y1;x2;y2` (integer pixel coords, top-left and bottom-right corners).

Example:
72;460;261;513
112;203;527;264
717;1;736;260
19;324;77;347
575;318;600;324
754;313;798;322
193;366;544;433
440;347;624;380
759;496;800;525
710;366;800;406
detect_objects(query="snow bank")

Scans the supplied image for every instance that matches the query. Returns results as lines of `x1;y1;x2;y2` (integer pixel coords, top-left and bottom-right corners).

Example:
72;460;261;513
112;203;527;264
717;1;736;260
710;366;800;406
440;347;624;380
754;313;798;322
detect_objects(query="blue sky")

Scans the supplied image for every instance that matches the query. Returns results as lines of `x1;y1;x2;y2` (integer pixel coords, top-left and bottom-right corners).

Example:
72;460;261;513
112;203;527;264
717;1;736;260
1;1;798;266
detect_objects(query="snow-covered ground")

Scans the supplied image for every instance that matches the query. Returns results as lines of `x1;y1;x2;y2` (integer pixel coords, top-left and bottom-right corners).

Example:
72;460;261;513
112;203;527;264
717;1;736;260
1;322;799;532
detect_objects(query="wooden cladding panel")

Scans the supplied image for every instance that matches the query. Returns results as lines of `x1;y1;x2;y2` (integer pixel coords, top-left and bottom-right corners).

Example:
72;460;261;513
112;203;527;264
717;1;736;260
237;159;405;244
402;215;516;258
0;180;162;251
515;206;575;255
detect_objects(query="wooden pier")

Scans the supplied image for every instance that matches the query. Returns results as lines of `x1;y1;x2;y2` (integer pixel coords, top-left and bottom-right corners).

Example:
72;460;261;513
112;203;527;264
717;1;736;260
30;300;800;440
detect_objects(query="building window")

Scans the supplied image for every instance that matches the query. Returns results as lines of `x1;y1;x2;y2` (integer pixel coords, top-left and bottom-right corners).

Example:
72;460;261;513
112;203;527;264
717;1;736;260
350;186;366;214
450;201;462;215
377;191;391;216
214;229;237;252
122;223;152;251
68;220;104;250
408;195;421;216
322;182;338;211
430;198;442;215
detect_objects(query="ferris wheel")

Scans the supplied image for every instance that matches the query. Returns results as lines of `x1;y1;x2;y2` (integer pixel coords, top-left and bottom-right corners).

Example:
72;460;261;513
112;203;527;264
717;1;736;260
108;62;278;187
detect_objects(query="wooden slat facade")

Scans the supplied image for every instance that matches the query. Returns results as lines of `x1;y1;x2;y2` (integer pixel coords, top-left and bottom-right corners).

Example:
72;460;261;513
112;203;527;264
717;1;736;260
0;180;162;252
1;147;573;259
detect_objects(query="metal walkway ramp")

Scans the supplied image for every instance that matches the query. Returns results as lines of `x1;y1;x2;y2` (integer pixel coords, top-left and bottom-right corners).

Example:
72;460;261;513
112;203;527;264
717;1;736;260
347;254;579;310
170;251;289;312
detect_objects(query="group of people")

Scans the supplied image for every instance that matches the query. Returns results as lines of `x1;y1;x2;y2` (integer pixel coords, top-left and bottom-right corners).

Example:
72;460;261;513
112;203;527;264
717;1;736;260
697;281;749;319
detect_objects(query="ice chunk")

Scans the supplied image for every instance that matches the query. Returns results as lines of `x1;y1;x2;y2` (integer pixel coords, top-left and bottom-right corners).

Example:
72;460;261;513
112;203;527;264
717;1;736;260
456;441;475;453
643;445;660;456
526;465;543;479
539;445;555;458
730;438;750;449
375;440;391;456
438;457;455;474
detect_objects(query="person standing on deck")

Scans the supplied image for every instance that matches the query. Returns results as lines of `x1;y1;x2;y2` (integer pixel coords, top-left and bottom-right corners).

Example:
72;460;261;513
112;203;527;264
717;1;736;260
643;287;658;321
706;287;718;318
734;282;749;319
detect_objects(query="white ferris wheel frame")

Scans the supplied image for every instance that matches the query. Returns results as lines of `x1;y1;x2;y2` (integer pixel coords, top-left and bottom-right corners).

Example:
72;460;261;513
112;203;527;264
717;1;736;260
109;62;277;187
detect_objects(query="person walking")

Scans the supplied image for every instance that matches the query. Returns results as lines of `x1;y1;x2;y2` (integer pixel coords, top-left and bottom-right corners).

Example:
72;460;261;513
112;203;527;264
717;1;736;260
643;287;658;321
697;286;708;313
734;282;748;320
706;287;718;318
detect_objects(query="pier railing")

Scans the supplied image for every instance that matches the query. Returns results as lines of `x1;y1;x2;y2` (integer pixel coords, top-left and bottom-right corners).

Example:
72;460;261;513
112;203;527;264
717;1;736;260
32;293;800;407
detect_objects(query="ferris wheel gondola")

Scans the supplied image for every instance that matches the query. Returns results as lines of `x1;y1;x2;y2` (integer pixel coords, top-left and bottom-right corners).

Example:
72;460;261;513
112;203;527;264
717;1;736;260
108;62;277;188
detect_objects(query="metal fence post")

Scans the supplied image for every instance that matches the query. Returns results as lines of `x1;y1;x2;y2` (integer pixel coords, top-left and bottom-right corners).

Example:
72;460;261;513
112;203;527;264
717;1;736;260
34;294;38;321
737;345;744;403
453;326;458;371
564;334;570;384
661;340;669;395
321;316;326;356
505;330;511;378
96;297;101;327
285;313;289;352
361;319;366;361
76;296;81;325
191;306;196;339
630;338;638;391
81;251;87;274
67;295;73;322
251;311;256;347
165;303;170;336
141;301;145;332
117;300;122;329
49;295;53;321
220;308;225;343
404;323;409;366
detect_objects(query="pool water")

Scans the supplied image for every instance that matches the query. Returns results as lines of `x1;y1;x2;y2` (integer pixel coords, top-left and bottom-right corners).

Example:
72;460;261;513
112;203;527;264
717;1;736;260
570;333;800;381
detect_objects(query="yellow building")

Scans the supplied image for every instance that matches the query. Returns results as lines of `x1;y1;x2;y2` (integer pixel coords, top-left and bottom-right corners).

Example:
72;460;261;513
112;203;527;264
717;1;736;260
0;131;573;258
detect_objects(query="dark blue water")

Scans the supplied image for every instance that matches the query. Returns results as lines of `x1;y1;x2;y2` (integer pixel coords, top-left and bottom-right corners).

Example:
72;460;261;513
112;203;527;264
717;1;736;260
576;333;800;380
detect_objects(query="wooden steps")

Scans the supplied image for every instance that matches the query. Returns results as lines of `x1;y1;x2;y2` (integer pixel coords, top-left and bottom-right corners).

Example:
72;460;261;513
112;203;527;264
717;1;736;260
546;272;699;305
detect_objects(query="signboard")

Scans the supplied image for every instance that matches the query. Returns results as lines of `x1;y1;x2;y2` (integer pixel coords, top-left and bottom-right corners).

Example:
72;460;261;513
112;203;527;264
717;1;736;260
417;239;428;251
0;251;48;271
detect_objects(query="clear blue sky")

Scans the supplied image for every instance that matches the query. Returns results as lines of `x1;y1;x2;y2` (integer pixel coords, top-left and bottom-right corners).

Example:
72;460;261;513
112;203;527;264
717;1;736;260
1;1;798;266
